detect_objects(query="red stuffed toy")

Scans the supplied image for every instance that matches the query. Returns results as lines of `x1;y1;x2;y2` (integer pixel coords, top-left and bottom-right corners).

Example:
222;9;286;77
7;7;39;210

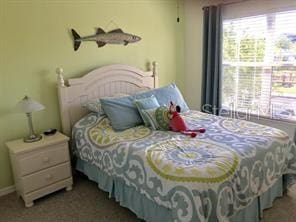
169;101;205;138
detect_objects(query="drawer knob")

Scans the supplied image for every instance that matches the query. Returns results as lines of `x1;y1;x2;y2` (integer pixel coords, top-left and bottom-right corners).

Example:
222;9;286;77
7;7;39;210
46;174;53;180
43;157;50;163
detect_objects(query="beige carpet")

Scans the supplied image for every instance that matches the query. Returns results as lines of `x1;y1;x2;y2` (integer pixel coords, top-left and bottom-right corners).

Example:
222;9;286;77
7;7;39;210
0;173;296;222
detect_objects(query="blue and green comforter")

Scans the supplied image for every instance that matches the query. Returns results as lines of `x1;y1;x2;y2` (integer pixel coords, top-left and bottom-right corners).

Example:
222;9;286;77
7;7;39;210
72;110;296;221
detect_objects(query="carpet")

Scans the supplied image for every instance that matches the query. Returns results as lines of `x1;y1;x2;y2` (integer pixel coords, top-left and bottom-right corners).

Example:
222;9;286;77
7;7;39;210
0;173;296;222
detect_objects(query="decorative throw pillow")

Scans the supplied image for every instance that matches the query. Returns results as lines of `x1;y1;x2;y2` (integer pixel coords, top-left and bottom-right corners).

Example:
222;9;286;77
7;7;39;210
155;106;170;130
141;108;159;130
142;106;170;130
134;95;160;126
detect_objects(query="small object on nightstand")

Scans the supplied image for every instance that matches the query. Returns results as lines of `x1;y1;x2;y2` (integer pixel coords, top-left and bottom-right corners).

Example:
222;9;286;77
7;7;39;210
44;128;57;136
6;132;73;208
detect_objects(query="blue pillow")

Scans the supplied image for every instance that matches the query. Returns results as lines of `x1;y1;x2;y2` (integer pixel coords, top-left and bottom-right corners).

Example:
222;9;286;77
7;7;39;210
134;95;160;126
134;84;189;112
82;94;129;115
100;95;142;131
100;84;188;131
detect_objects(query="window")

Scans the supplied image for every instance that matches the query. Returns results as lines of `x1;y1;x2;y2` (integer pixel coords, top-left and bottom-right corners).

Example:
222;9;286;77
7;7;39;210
222;10;296;121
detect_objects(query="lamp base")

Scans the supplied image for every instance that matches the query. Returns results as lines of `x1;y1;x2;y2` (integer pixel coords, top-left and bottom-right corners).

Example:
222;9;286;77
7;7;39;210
24;134;42;143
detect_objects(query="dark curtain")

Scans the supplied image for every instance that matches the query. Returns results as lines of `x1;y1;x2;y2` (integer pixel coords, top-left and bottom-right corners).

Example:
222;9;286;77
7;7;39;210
201;5;222;115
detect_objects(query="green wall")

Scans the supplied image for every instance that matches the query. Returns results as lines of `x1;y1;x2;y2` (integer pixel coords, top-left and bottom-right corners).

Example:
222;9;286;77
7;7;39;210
0;0;184;189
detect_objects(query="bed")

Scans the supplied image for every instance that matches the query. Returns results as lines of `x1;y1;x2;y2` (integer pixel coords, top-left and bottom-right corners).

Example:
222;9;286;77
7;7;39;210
56;63;296;222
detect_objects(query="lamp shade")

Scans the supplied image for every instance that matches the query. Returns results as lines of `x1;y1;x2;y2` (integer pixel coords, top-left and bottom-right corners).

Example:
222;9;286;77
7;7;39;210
16;96;45;113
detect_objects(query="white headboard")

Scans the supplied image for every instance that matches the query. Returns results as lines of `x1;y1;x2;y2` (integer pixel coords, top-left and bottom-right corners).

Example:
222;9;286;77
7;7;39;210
56;62;158;136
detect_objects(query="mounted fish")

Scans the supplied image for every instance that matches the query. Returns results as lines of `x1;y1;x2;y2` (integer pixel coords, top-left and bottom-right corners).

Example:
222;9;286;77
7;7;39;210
71;28;141;51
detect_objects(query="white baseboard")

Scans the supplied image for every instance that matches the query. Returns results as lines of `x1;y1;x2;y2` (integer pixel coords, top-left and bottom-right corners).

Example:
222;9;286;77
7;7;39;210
0;185;15;197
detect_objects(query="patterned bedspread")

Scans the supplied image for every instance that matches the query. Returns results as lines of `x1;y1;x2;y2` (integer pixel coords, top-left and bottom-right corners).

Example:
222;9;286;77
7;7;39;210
72;110;296;221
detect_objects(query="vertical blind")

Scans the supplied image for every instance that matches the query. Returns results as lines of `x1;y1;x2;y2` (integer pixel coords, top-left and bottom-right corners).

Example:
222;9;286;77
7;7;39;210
222;10;296;121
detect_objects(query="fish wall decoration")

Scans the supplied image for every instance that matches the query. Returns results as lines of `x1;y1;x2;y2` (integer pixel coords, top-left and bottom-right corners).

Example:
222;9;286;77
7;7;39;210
71;28;141;51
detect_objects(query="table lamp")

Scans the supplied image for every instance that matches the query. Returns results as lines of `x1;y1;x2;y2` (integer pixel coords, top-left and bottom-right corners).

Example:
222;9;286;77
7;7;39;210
16;96;45;142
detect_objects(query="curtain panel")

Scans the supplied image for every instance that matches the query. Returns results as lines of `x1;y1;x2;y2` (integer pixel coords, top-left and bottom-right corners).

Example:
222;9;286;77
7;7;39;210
201;5;222;115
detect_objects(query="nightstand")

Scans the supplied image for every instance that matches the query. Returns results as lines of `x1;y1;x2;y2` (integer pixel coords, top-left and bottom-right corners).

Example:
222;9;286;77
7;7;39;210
6;132;73;207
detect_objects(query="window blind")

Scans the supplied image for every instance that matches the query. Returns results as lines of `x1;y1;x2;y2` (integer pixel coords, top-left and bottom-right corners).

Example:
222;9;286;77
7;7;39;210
222;10;296;121
222;0;296;20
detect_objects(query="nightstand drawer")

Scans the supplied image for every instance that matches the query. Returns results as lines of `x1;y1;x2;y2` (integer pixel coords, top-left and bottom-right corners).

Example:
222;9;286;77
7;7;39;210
22;162;71;193
19;143;69;176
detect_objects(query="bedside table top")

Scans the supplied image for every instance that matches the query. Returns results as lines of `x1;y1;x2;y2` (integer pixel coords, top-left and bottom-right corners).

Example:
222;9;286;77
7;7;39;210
6;132;69;154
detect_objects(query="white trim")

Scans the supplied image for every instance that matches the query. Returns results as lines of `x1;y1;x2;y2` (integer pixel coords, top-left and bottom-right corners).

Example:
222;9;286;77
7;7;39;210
0;185;15;197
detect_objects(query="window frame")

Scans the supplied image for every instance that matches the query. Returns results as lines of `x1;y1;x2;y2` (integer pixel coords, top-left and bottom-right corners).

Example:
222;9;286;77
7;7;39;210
221;10;296;123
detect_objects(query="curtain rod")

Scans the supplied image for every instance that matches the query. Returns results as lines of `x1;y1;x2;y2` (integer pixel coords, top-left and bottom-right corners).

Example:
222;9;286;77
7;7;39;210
202;0;250;9
220;0;250;6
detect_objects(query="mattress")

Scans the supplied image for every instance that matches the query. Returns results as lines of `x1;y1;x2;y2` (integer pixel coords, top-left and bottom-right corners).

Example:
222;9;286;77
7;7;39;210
72;110;296;221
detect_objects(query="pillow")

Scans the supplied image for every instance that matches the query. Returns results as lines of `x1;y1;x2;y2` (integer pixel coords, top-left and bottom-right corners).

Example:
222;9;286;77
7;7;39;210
134;95;160;126
141;108;159;130
155;106;170;130
100;84;187;131
83;94;129;115
82;99;104;115
100;95;143;131
134;84;189;112
142;106;170;131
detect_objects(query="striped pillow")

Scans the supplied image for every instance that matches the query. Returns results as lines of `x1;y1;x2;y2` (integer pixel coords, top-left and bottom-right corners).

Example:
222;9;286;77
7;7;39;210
142;106;170;130
141;108;159;130
134;95;160;126
155;106;170;130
